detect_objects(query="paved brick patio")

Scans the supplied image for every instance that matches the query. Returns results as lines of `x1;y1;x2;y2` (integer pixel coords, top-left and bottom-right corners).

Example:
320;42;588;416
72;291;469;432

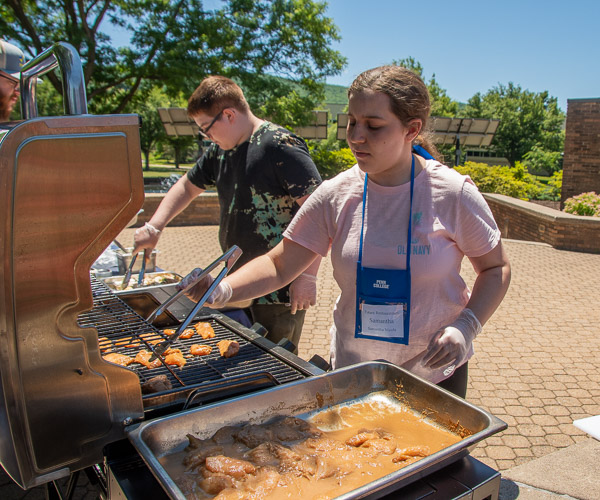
3;226;600;498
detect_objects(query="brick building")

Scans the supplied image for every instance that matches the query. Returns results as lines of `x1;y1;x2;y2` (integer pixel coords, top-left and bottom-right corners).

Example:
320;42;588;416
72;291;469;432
561;98;600;206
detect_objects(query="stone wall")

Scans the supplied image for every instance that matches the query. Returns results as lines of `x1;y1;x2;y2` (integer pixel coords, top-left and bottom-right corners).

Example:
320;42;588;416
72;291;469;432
135;192;600;254
484;194;600;254
135;192;220;227
562;98;600;206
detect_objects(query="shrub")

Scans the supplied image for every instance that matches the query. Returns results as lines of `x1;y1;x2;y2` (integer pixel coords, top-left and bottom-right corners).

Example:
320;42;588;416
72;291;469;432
563;192;600;217
455;161;544;200
536;170;562;201
310;146;356;179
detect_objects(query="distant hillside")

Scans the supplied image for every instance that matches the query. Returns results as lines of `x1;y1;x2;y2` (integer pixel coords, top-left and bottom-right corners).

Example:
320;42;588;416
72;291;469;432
322;83;348;120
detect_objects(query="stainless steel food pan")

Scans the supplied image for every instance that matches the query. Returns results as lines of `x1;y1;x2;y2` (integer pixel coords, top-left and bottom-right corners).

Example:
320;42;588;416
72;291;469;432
116;247;159;274
127;361;506;499
103;271;181;291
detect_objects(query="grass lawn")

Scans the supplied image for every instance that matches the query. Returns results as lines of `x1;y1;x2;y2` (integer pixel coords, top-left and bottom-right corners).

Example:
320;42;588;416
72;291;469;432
141;162;193;179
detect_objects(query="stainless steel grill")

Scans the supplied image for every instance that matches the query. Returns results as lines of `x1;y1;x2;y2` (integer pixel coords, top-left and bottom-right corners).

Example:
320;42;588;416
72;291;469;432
78;277;308;409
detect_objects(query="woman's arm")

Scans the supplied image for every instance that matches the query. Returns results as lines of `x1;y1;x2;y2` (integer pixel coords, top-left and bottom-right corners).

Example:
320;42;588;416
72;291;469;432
423;240;511;369
224;238;320;304
465;240;511;325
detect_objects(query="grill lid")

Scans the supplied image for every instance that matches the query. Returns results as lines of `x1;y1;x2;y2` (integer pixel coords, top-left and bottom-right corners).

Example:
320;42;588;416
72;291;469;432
0;43;145;489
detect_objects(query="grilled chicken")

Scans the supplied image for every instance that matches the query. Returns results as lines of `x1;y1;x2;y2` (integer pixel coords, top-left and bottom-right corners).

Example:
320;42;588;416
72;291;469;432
195;322;215;339
190;344;213;356
134;349;163;369
102;352;134;366
164;348;186;368
217;340;239;358
179;328;196;339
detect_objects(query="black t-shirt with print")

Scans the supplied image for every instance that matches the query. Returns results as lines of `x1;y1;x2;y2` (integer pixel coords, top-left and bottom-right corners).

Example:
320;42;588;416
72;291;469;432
187;122;322;304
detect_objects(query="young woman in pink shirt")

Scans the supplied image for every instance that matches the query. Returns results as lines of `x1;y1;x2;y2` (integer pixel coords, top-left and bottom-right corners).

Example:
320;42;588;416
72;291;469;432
182;65;511;398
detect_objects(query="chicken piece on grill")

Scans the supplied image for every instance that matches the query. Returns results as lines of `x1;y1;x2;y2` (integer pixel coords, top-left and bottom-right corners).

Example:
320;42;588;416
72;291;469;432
217;339;239;358
140;374;172;394
114;336;134;347
102;352;134;366
195;322;215;339
98;336;113;353
179;328;196;339
163;328;176;335
205;455;256;479
190;344;213;356
164;348;187;368
134;349;163;369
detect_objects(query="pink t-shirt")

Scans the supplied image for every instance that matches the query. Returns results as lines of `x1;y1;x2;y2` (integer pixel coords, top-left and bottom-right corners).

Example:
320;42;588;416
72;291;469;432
284;160;501;383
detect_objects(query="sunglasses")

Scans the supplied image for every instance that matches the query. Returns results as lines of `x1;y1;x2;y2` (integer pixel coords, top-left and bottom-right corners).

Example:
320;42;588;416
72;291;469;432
0;72;19;90
198;109;226;138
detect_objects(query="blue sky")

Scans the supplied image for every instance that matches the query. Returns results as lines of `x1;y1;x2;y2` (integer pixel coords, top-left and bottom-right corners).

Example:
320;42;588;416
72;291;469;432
108;0;599;112
321;0;600;112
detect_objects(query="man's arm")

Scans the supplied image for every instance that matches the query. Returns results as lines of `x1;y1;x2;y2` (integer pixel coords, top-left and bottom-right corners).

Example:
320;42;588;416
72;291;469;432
133;175;205;253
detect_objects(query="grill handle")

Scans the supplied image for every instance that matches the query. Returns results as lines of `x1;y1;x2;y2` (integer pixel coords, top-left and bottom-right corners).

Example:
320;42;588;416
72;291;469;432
20;41;87;119
182;372;279;410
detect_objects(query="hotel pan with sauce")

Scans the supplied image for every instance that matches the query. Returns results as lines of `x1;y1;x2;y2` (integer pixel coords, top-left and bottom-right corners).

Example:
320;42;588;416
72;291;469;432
127;361;506;499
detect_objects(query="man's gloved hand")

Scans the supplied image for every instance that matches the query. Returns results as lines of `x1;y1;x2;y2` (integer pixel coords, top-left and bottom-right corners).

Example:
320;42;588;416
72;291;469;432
133;222;161;254
288;273;317;314
176;269;232;307
422;308;482;370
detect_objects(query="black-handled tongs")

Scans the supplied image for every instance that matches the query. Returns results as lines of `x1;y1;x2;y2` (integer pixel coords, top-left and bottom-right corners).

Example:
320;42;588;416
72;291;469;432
148;245;242;361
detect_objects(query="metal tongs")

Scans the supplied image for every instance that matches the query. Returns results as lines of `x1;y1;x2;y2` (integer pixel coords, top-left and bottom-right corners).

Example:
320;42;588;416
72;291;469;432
148;245;242;361
120;251;139;290
119;249;148;290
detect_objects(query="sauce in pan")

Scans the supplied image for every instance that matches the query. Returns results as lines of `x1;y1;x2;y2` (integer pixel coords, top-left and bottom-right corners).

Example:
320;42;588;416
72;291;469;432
160;393;463;499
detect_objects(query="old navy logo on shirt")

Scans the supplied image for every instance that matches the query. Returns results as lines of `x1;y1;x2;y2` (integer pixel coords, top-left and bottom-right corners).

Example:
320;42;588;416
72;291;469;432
373;279;390;290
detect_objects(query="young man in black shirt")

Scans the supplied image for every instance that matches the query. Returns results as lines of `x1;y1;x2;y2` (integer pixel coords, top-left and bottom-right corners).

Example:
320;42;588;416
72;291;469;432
134;76;322;352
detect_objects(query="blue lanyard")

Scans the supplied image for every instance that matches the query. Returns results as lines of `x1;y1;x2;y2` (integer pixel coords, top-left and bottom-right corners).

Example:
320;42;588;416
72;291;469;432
358;154;416;269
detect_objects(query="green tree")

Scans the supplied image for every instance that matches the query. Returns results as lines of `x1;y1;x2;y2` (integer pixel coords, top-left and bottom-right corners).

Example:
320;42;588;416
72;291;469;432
127;86;171;171
393;57;459;117
464;83;565;166
1;0;346;125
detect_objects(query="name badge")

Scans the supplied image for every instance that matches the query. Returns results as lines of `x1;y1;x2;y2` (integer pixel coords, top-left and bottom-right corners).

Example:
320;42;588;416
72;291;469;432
360;303;405;339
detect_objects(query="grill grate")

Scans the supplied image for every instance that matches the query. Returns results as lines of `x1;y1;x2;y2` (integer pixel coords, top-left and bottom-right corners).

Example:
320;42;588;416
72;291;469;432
78;277;307;399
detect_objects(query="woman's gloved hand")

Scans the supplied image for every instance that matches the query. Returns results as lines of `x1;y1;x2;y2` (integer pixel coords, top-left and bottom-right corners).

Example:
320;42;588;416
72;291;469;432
288;273;317;314
422;308;482;370
176;269;232;307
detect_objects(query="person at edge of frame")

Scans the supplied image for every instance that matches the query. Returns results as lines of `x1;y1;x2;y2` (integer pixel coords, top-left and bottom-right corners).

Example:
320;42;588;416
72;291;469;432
0;39;25;122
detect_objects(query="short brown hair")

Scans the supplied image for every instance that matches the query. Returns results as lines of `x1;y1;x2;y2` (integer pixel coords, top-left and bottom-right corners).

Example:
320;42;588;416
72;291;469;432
187;76;250;117
348;65;440;161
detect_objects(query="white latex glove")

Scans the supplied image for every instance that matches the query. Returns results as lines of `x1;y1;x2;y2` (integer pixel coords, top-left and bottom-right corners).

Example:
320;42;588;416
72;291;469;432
288;273;317;314
422;308;482;371
133;222;161;253
176;269;233;307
